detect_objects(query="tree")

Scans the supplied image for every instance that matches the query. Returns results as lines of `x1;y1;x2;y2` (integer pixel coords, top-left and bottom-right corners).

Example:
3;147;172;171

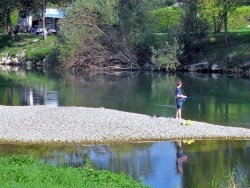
221;0;244;46
198;0;223;33
149;6;182;33
57;0;163;71
199;0;244;46
179;0;208;61
57;0;121;70
0;0;21;37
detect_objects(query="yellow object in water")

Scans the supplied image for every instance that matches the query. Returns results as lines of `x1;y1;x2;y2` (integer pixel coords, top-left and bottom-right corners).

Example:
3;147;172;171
182;120;195;126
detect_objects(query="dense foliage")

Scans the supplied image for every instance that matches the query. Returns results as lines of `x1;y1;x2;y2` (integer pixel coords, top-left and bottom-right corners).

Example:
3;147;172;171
57;0;249;71
0;155;147;187
228;6;250;30
0;0;249;71
57;0;163;71
150;7;182;33
151;38;183;70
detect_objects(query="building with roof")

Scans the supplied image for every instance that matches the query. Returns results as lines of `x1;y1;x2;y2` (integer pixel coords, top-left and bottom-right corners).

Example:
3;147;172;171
17;8;64;34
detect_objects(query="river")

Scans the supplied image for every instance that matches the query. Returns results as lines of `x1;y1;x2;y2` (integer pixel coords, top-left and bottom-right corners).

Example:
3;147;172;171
0;69;249;187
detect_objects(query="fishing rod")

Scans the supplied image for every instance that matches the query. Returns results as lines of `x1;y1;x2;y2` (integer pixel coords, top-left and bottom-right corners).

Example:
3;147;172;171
185;96;247;103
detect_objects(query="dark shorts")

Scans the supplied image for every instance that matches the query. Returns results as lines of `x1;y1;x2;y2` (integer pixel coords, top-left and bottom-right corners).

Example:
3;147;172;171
176;99;183;109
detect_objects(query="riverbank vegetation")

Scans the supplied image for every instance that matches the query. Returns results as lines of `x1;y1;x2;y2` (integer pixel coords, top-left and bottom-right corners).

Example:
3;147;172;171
211;168;250;188
0;155;147;188
0;34;56;61
56;0;250;71
0;0;250;71
196;30;250;69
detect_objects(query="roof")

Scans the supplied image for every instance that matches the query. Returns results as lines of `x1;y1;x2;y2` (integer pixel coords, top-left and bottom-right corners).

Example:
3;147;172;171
45;8;64;18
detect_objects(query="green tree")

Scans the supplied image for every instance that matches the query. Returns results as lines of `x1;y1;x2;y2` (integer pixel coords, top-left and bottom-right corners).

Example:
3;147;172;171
220;0;244;46
199;0;244;46
180;0;208;61
149;6;182;33
116;0;161;63
0;0;21;37
57;0;163;70
198;0;223;33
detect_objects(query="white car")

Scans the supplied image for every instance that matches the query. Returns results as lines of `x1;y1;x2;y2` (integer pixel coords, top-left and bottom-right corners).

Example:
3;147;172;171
33;25;43;34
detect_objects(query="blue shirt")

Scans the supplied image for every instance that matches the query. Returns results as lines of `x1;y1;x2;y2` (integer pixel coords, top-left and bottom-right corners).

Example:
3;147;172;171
176;87;182;98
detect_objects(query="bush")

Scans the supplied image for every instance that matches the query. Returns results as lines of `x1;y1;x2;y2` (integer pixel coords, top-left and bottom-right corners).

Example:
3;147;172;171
0;155;148;188
26;46;51;61
151;38;183;71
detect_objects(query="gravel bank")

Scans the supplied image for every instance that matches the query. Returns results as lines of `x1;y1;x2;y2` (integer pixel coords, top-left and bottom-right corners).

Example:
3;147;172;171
0;106;250;145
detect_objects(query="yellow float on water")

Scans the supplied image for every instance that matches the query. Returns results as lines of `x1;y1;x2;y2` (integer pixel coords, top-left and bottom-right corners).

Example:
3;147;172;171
183;140;195;144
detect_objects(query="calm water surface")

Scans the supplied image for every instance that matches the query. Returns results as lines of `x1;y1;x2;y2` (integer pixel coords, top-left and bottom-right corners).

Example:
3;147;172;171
0;70;250;187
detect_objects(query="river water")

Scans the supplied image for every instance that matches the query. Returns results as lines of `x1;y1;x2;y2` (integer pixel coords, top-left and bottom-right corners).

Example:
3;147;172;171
0;70;250;187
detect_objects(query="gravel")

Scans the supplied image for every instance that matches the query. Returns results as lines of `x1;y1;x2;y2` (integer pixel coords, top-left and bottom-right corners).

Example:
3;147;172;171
0;105;250;145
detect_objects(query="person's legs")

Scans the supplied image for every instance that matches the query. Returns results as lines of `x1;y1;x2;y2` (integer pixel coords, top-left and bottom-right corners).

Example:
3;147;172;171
176;100;183;119
177;108;181;119
176;108;182;119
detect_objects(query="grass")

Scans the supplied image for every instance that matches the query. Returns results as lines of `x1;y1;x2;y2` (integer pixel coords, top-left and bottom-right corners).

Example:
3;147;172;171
0;33;57;61
152;30;250;69
211;168;250;188
0;155;147;188
198;30;250;67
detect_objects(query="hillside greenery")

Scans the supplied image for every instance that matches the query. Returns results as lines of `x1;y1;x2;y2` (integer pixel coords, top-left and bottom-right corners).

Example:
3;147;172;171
0;1;249;71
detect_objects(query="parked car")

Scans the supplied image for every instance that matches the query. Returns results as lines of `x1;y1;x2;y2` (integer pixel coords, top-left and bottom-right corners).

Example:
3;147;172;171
33;25;43;35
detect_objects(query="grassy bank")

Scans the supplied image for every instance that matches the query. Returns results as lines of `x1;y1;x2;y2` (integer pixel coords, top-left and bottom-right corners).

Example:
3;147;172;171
0;155;147;188
0;33;56;61
200;30;250;67
0;155;248;188
1;30;249;69
153;30;250;68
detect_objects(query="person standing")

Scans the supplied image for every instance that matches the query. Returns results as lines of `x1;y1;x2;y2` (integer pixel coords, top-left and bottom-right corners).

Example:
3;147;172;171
175;80;186;120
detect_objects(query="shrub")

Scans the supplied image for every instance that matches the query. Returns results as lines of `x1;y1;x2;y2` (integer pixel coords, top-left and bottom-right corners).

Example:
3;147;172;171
26;47;51;61
151;38;183;71
0;155;148;188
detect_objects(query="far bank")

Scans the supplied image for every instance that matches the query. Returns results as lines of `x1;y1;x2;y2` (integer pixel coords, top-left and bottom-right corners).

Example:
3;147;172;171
0;31;250;73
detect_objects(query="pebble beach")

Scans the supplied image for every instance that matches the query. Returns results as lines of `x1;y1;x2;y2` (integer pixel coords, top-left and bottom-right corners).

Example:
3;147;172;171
0;105;250;145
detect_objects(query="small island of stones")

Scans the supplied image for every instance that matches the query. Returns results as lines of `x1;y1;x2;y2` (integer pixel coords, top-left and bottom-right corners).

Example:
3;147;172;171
0;106;250;145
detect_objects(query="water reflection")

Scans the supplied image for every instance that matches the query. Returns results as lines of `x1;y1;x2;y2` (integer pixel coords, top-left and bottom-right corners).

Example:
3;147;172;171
175;141;188;174
0;70;60;106
0;140;249;188
20;88;59;106
1;70;250;127
1;70;250;187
